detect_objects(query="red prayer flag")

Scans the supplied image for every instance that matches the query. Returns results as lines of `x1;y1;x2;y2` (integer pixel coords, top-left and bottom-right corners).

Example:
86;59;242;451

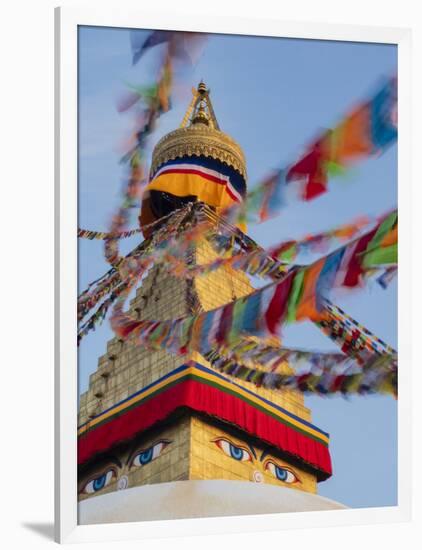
264;273;294;334
343;228;378;287
216;302;235;344
287;138;329;200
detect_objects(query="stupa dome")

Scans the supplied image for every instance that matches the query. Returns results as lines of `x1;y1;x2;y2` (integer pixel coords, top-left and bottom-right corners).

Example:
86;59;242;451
150;82;247;179
79;480;346;525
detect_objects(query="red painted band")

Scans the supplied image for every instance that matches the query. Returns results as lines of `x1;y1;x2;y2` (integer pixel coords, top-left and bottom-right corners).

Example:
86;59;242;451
78;378;332;479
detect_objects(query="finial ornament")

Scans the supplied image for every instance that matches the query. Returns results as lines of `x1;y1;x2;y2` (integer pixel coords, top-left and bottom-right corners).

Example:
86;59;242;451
197;80;207;95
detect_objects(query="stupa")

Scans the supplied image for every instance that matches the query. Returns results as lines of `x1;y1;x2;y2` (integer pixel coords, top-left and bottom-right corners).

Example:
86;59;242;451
77;82;345;523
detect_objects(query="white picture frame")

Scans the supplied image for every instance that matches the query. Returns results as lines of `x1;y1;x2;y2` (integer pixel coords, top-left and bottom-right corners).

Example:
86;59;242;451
55;5;412;544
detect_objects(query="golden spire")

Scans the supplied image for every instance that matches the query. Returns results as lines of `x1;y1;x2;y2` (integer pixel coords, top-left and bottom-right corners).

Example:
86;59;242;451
191;101;210;126
179;81;220;130
150;81;246;178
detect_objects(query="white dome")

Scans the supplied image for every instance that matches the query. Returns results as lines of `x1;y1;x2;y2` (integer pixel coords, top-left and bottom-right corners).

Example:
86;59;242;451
79;479;346;525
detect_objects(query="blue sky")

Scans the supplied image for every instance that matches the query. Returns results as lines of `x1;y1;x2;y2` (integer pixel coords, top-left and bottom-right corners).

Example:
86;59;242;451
78;26;397;509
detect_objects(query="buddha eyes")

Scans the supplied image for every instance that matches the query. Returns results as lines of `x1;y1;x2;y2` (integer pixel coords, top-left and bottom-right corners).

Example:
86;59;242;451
130;440;170;468
212;438;300;483
80;441;171;495
265;461;299;484
81;469;116;494
213;438;252;462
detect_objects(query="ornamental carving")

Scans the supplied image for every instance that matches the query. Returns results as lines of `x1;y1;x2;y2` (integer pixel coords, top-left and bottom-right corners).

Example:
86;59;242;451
150;126;247;179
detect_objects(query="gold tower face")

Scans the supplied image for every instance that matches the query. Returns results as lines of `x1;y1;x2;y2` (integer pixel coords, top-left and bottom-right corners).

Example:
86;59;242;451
78;414;317;501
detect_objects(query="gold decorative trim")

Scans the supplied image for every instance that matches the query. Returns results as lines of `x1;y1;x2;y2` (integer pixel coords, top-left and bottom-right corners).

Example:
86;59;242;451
151;126;247;179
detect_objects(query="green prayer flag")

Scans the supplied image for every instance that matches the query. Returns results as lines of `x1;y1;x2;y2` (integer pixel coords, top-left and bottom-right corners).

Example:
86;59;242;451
367;211;397;251
286;269;306;323
279;244;297;262
362;243;397;267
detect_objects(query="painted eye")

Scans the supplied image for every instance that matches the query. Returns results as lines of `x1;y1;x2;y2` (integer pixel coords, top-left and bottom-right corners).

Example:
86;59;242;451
213;438;252;462
265;461;299;484
82;469;115;494
131;440;170;467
